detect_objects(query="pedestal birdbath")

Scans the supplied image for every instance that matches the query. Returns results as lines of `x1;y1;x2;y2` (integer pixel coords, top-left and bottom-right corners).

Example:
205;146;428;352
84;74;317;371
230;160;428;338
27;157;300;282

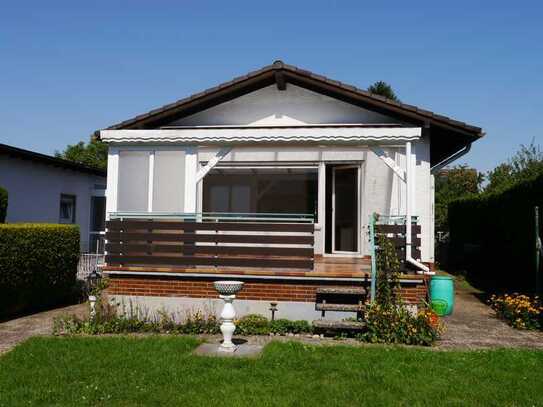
213;281;244;352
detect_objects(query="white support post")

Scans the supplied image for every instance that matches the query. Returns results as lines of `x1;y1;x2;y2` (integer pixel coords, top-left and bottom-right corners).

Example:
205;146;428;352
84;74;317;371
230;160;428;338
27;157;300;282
105;147;119;219
318;161;326;255
406;141;412;252
147;151;155;212
405;141;430;274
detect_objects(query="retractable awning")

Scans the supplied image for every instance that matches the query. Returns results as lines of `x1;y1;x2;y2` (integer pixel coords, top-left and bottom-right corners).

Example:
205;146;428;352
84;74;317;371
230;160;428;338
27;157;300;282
100;125;421;144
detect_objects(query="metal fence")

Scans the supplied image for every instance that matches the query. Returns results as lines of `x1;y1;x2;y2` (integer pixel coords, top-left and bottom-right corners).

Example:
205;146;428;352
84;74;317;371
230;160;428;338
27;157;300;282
77;253;105;281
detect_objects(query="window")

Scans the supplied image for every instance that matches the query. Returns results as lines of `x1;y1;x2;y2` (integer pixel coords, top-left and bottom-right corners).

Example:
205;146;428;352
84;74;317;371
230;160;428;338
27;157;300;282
203;167;318;219
59;194;76;224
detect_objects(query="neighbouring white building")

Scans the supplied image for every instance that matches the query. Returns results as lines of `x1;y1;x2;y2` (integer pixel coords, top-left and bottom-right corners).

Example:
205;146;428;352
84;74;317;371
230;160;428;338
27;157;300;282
0;143;107;252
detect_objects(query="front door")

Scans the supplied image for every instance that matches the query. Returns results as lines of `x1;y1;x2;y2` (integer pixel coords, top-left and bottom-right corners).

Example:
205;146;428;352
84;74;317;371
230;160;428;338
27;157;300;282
332;165;359;254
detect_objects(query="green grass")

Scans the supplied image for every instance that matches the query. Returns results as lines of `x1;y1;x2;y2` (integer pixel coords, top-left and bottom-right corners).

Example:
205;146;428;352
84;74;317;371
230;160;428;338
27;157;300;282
1;337;542;406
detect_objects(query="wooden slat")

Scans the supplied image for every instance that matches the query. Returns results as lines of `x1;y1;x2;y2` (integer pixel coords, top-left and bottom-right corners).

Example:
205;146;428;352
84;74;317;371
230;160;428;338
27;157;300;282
106;232;314;245
385;236;421;247
375;224;421;234
105;255;313;269
315;303;365;312
105;243;314;258
106;220;314;233
392;247;421;260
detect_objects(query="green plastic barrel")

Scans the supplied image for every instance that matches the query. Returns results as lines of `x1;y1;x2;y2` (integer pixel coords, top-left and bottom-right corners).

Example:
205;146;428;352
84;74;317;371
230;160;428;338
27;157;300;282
430;276;455;316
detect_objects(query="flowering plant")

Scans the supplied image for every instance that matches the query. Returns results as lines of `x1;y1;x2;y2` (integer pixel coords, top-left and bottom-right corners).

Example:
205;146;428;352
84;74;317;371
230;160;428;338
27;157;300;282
489;294;542;330
362;303;443;346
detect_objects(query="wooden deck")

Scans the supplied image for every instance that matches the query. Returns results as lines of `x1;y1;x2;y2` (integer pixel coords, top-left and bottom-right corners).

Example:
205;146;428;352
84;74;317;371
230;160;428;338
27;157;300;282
102;256;378;279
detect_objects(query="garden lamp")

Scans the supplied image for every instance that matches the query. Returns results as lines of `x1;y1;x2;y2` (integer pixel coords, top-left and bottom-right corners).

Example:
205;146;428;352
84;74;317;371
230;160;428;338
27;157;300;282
87;269;102;319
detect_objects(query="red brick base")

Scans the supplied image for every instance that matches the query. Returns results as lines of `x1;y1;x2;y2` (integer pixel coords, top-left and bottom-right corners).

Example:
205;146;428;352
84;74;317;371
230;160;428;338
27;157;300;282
106;274;428;305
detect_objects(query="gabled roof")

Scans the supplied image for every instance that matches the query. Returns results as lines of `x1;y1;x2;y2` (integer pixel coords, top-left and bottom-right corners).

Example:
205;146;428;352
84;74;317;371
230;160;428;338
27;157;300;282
0;143;106;177
97;60;484;165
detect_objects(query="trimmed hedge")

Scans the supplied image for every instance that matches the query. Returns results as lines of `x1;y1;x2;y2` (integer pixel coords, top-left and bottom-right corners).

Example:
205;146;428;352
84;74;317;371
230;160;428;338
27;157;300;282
449;173;543;292
0;224;80;318
0;186;7;223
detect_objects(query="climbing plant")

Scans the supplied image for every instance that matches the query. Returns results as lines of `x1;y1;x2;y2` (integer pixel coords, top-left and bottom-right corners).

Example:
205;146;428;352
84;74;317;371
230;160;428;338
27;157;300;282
375;234;401;307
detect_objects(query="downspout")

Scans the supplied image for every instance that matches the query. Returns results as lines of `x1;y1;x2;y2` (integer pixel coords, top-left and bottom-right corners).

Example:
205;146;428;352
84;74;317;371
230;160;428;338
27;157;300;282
430;144;472;175
405;141;432;274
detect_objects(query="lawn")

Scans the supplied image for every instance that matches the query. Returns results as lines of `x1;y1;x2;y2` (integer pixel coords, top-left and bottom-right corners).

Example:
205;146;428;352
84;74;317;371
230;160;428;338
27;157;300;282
1;337;542;406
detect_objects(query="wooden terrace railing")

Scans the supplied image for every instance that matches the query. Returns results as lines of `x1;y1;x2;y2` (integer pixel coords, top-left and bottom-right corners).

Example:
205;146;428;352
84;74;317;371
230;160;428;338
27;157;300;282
104;212;315;270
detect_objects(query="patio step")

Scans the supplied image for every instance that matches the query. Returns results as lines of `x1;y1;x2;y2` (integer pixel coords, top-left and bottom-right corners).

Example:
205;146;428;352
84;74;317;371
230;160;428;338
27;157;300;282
316;286;366;295
313;319;366;331
315;303;365;312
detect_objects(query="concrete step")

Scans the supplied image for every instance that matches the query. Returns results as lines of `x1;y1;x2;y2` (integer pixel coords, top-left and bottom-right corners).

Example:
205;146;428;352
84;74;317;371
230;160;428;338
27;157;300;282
313;319;366;331
316;286;366;296
315;303;365;312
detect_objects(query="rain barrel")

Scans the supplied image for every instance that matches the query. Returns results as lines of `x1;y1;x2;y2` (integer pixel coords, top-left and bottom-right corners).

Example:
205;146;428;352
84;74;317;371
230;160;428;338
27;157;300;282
430;276;455;316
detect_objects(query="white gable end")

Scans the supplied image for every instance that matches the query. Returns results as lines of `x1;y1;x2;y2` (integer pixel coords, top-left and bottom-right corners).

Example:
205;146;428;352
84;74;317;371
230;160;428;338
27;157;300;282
170;84;399;127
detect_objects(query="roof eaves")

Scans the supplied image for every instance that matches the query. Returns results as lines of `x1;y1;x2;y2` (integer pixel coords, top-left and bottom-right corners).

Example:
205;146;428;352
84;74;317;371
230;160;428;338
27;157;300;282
0;143;106;177
98;61;483;138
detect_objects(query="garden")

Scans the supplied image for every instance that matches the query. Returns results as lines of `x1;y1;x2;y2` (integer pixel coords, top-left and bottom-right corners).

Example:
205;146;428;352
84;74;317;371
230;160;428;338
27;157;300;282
1;336;543;406
52;235;443;346
1;193;542;406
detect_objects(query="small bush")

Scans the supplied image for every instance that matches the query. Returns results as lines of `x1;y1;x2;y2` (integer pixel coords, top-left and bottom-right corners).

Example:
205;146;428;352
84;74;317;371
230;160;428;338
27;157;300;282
0;186;7;223
237;314;270;335
489;294;542;330
178;310;220;335
270;319;312;335
236;314;313;336
0;223;80;317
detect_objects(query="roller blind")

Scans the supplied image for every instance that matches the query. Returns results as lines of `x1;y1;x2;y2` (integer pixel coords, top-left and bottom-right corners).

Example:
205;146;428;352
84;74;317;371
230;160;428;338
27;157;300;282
152;150;185;212
117;151;149;211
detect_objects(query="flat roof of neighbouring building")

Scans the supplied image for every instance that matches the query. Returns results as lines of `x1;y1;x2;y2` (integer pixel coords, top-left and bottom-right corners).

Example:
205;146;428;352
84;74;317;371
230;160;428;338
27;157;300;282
0;143;107;177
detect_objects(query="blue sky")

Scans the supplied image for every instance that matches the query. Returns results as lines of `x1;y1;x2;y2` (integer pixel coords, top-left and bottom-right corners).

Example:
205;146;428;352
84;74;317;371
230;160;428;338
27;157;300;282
1;1;541;172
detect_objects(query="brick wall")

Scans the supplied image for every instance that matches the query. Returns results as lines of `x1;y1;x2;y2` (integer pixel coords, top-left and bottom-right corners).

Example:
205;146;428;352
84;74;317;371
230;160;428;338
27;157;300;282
107;274;428;305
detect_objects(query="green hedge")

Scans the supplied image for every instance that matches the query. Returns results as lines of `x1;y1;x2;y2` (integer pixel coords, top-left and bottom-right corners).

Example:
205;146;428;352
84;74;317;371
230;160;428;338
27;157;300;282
0;224;80;318
449;173;543;292
0;186;7;223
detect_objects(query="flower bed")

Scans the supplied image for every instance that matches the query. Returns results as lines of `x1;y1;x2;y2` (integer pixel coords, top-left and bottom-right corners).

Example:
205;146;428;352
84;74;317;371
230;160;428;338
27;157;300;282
489;294;542;330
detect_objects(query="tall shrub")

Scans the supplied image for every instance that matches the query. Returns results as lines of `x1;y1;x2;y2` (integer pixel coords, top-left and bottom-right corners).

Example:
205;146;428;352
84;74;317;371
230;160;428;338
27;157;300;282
0;224;80;317
449;172;543;292
0;186;7;223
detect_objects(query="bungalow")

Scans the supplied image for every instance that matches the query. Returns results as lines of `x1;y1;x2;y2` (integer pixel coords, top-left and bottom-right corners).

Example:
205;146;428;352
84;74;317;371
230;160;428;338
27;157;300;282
0;143;107;252
99;61;483;321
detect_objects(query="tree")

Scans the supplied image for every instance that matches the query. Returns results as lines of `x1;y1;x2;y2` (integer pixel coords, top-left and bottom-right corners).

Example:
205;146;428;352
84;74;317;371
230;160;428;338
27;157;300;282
55;138;108;170
367;81;400;102
485;141;543;194
435;165;483;233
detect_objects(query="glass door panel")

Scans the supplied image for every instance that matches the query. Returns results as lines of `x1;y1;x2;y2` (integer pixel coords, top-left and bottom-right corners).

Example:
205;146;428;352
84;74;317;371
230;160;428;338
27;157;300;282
332;166;358;253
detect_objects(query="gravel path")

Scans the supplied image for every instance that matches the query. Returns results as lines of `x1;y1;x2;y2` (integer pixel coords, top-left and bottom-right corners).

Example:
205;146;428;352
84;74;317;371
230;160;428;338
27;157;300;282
438;281;543;349
0;304;87;354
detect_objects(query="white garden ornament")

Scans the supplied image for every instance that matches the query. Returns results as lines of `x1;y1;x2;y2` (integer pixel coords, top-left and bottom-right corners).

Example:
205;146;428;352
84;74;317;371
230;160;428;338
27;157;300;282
213;281;244;352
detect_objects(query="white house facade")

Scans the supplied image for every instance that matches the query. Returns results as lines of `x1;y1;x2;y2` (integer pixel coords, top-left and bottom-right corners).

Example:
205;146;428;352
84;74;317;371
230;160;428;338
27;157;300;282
98;61;482;320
